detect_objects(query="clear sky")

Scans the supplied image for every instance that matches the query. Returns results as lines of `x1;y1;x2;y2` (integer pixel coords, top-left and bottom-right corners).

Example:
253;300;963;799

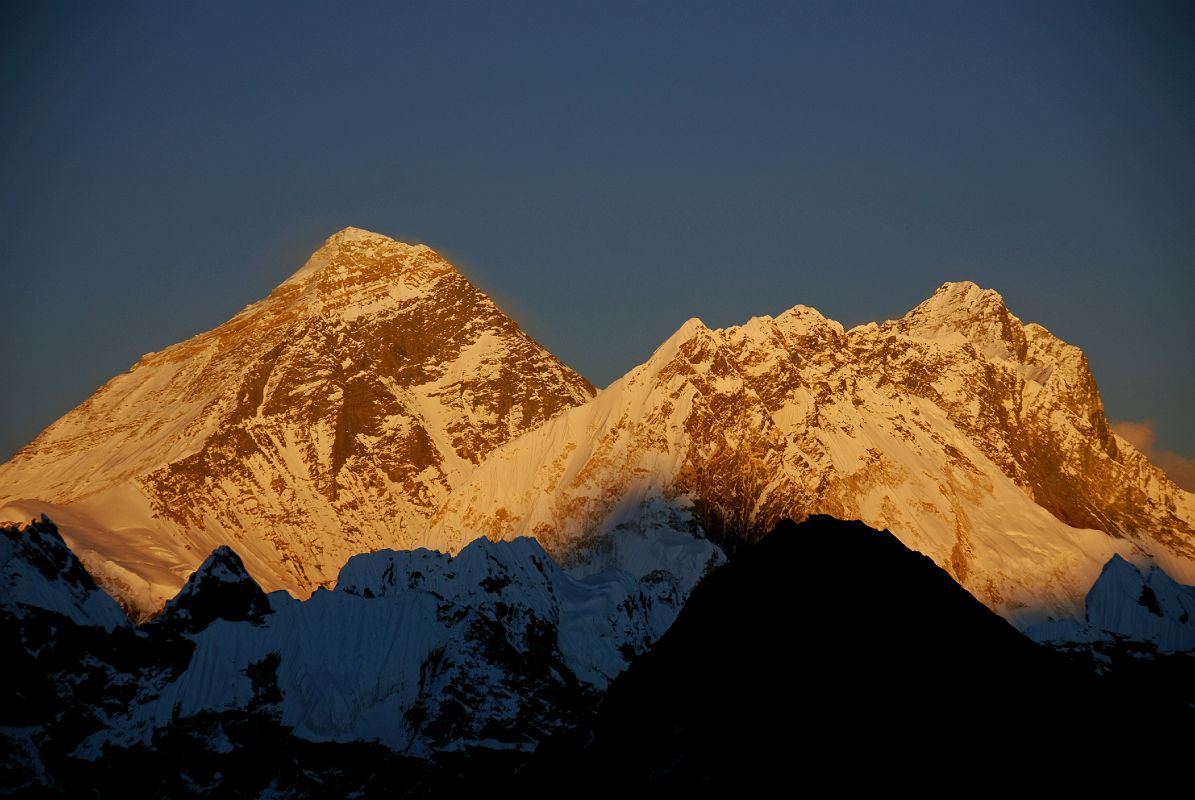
2;1;1192;470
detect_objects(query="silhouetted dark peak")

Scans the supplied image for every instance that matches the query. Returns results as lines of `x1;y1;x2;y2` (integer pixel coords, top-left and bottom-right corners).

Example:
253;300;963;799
519;516;1195;791
3;515;82;583
195;545;255;581
156;545;272;633
0;515;128;630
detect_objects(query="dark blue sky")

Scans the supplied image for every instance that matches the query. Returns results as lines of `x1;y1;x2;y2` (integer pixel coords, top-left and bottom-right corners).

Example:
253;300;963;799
2;1;1192;464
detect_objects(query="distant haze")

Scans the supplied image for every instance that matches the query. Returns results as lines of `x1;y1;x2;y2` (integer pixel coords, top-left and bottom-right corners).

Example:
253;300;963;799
1;1;1192;469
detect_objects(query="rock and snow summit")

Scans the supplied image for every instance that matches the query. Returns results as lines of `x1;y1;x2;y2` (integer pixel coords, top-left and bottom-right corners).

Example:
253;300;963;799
1;229;1191;628
0;228;593;615
429;281;1195;625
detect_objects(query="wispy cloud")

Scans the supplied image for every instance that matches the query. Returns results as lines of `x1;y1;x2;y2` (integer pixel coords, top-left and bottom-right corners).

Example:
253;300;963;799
1111;419;1195;492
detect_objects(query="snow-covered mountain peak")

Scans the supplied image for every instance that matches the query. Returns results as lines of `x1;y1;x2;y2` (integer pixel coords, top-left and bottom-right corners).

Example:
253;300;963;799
190;545;258;585
337;536;570;611
896;279;1009;327
156;545;272;632
884;280;1030;364
776;303;834;327
1028;553;1195;652
630;317;713;377
772;303;846;344
1098;552;1138;580
314;225;404;255
6;529;689;768
723;306;844;351
0;229;595;616
433;282;1194;625
0;515;129;631
663;316;710;346
284;226;419;276
914;280;1003;314
329;225;395;243
279;228;448;306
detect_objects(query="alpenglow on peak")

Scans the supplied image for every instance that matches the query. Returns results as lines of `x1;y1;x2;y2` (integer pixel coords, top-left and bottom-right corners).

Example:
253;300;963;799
280;226;439;287
0;228;595;616
429;280;1194;626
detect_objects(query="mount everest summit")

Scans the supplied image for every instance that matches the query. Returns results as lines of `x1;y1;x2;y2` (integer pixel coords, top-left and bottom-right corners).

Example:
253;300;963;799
0;228;594;615
1;226;1192;631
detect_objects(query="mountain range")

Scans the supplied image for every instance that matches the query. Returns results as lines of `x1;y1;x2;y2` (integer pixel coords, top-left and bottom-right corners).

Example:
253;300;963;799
3;227;1190;630
431;279;1195;626
4;515;1189;796
2;226;1193;794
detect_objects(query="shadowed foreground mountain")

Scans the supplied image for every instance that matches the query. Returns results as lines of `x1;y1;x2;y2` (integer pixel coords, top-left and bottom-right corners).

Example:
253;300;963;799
1;516;680;795
526;516;1192;793
4;516;1188;796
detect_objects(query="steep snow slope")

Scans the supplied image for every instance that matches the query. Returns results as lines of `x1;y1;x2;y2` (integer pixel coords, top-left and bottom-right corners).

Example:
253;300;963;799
0;516;129;632
1027;554;1195;652
64;536;680;758
431;282;1195;625
0;228;594;615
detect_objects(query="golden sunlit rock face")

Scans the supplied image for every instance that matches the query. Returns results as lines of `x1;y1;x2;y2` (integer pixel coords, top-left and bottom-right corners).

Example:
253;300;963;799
431;283;1195;624
0;228;594;615
2;230;1191;627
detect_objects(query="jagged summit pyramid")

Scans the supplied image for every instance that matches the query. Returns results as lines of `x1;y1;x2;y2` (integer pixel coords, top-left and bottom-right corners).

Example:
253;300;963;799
429;281;1195;624
0;228;595;616
154;545;273;634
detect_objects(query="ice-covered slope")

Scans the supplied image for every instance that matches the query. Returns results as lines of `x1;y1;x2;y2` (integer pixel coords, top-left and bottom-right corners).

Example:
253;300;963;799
3;527;686;790
1027;555;1195;652
0;516;129;632
0;228;594;616
61;536;680;759
431;282;1195;625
